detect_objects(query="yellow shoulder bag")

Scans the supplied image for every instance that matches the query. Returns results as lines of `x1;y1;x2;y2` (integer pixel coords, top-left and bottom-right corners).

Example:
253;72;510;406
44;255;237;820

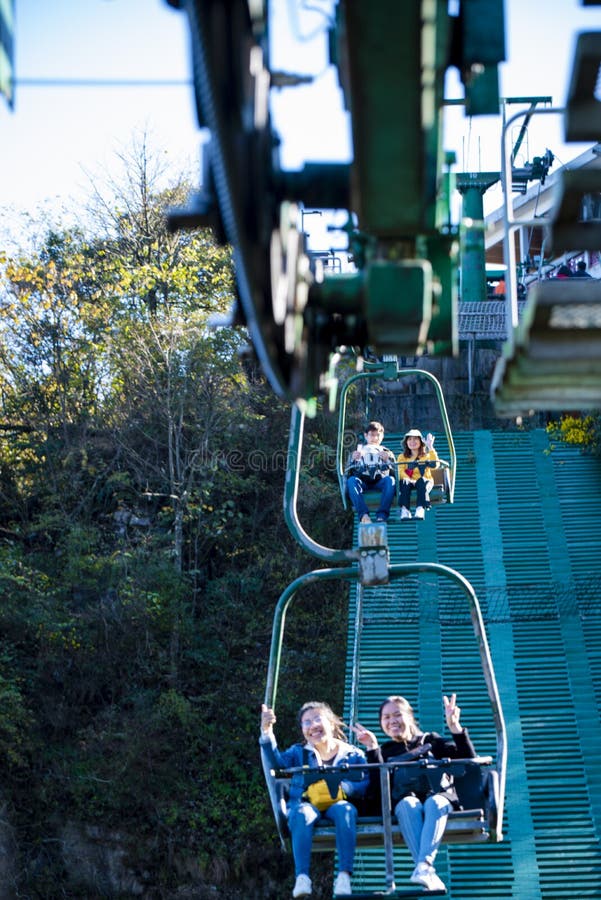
304;779;346;811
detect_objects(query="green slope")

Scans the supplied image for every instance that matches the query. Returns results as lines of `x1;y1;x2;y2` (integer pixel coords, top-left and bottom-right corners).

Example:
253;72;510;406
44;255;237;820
345;429;601;898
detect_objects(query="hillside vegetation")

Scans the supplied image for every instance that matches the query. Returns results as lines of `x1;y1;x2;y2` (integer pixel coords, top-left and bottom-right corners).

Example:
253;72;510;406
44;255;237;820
0;145;349;898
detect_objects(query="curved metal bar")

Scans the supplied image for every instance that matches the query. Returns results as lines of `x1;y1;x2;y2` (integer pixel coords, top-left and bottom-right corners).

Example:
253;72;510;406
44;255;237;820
336;365;457;504
348;582;364;732
284;403;360;562
263;561;506;838
264;567;360;707
336;366;390;511
500;105;565;343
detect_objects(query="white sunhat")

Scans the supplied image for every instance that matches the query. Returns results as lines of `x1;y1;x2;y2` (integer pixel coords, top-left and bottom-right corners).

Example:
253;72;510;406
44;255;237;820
404;429;424;439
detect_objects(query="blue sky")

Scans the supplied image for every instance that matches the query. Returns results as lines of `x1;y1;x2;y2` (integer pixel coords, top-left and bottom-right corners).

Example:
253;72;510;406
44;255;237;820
0;0;599;242
0;0;199;233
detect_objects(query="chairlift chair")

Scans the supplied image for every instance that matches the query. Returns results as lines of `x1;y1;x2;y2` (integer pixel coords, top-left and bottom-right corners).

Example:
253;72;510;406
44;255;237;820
261;563;506;896
492;279;601;417
336;361;456;513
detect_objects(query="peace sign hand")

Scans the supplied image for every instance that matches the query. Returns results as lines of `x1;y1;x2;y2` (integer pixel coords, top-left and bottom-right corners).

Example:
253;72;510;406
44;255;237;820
352;722;379;751
443;693;462;734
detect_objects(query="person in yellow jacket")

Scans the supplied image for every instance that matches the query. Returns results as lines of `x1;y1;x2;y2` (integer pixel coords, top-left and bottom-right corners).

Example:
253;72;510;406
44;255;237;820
397;429;439;520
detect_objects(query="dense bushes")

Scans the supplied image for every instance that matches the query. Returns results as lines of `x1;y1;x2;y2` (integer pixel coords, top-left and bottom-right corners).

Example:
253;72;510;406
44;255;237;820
0;159;352;895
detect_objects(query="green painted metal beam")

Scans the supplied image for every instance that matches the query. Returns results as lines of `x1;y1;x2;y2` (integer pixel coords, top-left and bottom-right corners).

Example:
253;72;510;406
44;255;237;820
340;0;450;235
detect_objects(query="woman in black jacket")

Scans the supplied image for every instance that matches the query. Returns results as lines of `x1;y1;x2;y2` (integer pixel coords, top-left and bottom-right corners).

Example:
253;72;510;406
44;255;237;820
354;693;476;893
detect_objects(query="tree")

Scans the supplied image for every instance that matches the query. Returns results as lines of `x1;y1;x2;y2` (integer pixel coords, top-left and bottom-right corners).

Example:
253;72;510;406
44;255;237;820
0;137;349;897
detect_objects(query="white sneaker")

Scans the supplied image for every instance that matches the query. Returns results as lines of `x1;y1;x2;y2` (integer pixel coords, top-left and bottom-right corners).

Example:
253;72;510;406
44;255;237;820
410;862;446;892
292;874;312;897
333;871;352;896
427;870;447;892
400;506;412;520
414;506;425;520
410;862;429;886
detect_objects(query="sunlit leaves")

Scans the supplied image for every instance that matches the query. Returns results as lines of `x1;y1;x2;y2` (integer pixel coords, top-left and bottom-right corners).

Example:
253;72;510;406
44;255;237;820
0;140;343;894
546;414;600;454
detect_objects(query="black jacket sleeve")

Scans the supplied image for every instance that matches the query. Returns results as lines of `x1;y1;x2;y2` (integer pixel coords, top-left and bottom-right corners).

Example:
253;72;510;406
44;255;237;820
365;747;383;804
428;729;476;759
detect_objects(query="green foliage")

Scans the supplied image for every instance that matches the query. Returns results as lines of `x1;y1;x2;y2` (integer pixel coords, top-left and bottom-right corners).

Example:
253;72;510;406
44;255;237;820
0;648;34;768
0;143;348;897
546;413;601;455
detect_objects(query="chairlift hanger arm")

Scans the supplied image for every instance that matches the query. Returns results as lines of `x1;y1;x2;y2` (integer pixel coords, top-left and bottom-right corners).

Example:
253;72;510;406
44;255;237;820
284;401;360;562
493;86;601;415
336;365;457;505
263;561;506;832
505;96;552;165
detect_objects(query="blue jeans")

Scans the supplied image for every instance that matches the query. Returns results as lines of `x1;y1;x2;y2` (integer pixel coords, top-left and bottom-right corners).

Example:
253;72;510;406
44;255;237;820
394;794;451;866
347;475;396;520
287;800;358;876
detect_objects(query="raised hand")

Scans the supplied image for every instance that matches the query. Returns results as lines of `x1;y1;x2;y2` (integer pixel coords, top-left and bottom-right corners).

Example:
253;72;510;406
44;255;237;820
425;432;435;452
443;693;462;733
352;722;379;750
261;703;276;734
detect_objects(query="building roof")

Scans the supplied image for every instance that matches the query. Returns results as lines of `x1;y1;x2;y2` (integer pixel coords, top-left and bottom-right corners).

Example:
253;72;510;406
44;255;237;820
458;300;526;340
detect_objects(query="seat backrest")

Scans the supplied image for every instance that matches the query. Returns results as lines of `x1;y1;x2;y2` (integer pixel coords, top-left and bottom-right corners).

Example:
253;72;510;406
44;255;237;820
429;465;450;503
453;761;488;811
